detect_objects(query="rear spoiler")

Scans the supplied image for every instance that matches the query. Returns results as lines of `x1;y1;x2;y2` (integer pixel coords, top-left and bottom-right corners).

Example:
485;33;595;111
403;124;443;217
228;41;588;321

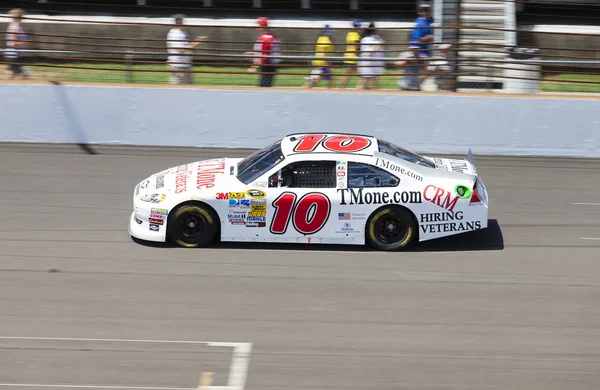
465;148;475;165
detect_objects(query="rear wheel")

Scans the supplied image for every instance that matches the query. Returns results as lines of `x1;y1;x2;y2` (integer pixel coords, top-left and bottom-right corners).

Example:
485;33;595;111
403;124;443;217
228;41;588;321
167;203;219;248
366;206;417;251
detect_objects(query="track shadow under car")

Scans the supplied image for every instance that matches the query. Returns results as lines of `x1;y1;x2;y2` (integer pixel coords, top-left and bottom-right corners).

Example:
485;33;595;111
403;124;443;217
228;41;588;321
131;219;504;253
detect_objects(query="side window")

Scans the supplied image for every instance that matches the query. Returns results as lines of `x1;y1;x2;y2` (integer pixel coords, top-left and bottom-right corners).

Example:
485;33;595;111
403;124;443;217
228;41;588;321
269;160;337;188
347;162;400;188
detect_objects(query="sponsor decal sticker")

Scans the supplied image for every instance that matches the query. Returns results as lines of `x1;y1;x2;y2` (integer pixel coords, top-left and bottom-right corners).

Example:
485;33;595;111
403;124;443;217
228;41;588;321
423;185;460;212
151;208;168;215
335;222;355;234
149;213;165;219
149;218;164;225
250;199;266;212
230;199;250;208
216;192;229;200
248;211;266;217
336;161;347;189
338;188;422;206
156;173;165;189
229;192;246;199
140;194;166;203
338;212;350;220
149;224;160;232
196;159;226;190
375;157;423;182
419;211;481;233
140;179;150;189
246;222;266;228
247;189;266;199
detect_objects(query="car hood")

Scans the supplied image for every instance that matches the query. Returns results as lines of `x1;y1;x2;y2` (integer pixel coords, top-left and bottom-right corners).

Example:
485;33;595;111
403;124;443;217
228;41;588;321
136;157;243;199
424;156;478;175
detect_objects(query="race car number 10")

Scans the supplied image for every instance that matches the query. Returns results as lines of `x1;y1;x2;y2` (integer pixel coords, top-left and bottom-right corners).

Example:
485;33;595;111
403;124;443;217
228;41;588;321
270;192;331;235
293;134;371;153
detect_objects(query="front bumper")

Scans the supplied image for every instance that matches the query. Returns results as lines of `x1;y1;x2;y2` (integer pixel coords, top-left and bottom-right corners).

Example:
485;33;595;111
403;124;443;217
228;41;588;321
129;181;168;243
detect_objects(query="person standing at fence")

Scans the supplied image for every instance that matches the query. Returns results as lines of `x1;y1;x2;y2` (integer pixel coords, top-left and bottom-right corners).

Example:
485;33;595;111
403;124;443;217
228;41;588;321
4;8;30;80
395;44;426;91
356;22;385;90
166;14;206;85
410;3;434;58
338;20;362;89
303;24;334;89
245;17;280;88
427;43;457;92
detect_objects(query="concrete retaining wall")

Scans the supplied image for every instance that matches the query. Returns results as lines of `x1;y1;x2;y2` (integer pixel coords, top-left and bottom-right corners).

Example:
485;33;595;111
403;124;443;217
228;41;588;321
1;83;599;157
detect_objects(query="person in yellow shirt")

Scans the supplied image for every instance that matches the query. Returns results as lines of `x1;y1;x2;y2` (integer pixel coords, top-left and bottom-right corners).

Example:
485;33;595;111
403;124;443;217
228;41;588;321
303;25;334;88
338;20;362;88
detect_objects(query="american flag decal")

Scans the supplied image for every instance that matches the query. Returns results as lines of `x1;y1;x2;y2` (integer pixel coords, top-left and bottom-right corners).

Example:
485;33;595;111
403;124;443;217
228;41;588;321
338;212;350;220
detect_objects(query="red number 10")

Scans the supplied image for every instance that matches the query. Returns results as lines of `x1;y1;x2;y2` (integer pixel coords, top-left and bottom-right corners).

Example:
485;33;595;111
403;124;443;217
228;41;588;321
293;134;371;153
270;192;331;235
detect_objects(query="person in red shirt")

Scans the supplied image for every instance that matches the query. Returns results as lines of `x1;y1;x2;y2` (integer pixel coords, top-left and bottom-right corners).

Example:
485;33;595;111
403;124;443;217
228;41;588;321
245;17;280;87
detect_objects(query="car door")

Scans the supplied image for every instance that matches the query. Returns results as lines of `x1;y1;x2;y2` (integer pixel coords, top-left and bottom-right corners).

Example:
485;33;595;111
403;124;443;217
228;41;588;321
258;159;350;244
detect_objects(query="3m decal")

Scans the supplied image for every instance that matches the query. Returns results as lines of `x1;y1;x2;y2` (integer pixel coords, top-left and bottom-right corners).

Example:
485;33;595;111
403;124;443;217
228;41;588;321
338;188;422;206
375;158;423;182
216;192;229;200
293;134;371;153
247;189;266;199
424;185;460;212
270;192;331;235
228;192;246;199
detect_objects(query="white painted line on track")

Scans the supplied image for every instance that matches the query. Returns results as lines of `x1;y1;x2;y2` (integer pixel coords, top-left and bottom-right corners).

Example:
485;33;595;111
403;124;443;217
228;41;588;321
209;343;252;390
0;386;230;390
0;385;194;390
0;337;252;390
573;203;600;206
579;237;600;240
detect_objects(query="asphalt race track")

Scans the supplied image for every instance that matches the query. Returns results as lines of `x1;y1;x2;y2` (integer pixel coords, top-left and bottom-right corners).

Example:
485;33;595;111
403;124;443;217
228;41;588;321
1;143;600;390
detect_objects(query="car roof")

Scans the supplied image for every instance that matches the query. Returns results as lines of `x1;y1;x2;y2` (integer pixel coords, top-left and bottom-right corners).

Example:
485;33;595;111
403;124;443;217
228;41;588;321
280;132;380;158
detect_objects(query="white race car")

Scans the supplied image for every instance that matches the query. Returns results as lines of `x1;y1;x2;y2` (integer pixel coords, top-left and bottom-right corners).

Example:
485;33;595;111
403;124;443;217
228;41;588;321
129;133;489;251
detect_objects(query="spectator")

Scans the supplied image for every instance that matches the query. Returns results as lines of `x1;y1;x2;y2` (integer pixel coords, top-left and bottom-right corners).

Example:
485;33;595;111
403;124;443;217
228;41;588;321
410;3;434;58
166;14;206;85
427;44;457;92
338;20;362;88
303;24;334;89
245;17;280;88
395;45;427;91
4;8;30;80
356;22;385;90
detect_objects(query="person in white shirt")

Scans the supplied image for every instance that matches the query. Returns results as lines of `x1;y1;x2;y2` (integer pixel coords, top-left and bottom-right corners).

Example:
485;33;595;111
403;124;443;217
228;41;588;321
4;8;29;80
166;14;206;85
395;45;427;91
356;22;385;90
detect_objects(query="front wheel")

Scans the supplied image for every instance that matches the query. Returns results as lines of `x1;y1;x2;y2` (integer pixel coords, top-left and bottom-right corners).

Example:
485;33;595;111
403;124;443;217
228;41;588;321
366;206;417;251
167;203;219;248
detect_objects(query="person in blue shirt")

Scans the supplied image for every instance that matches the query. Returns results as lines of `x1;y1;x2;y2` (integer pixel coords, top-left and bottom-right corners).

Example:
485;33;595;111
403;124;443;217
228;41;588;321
409;3;434;58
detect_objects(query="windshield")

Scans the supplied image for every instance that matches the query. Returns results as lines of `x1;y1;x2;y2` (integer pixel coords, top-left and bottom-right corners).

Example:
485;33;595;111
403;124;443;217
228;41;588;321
378;140;435;168
237;140;285;184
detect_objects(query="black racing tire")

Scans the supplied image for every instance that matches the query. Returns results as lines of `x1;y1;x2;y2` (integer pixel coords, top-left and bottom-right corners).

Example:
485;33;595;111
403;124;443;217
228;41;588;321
167;203;219;248
366;206;417;251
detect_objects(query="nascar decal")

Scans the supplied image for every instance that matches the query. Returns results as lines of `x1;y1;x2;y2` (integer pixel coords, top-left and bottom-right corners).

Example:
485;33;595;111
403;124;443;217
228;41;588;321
270;192;331;235
247;189;266;199
293;134;371;153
